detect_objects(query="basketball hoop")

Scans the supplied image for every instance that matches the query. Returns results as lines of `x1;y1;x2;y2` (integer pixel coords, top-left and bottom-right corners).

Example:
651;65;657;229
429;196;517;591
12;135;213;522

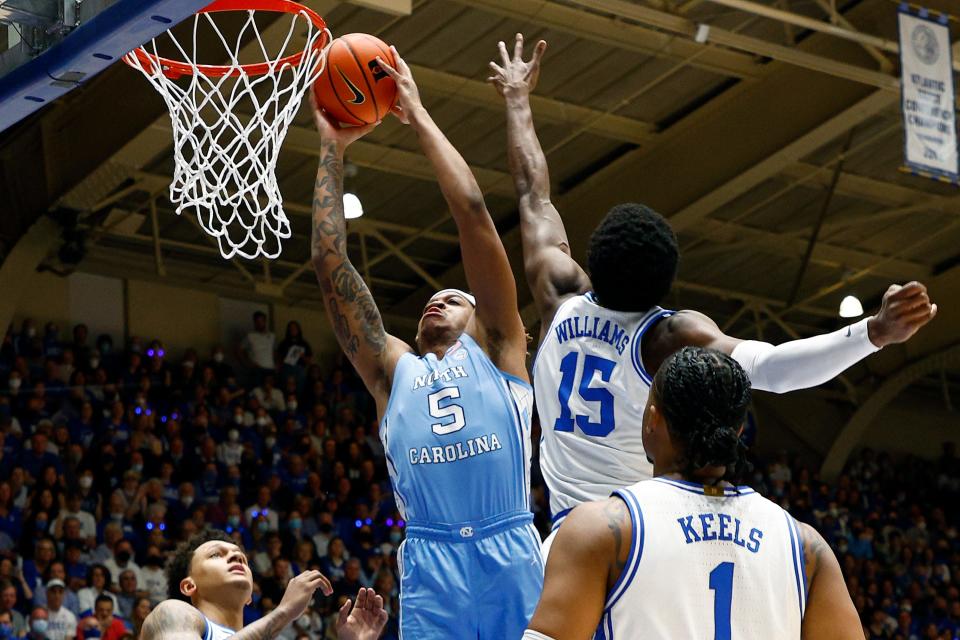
123;0;332;260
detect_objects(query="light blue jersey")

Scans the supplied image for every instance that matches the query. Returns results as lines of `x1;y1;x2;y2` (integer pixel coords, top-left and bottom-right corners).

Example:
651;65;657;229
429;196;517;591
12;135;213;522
380;333;543;639
381;333;534;525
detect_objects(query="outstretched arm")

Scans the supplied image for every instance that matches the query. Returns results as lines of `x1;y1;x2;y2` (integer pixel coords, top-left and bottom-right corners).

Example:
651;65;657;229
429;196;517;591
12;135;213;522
648;282;937;393
798;522;864;639
142;572;336;640
310;97;411;410
490;34;590;336
379;49;527;376
525;499;631;640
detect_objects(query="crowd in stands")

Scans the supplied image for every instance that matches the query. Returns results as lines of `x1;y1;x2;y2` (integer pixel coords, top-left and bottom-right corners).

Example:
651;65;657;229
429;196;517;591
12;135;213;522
0;313;957;639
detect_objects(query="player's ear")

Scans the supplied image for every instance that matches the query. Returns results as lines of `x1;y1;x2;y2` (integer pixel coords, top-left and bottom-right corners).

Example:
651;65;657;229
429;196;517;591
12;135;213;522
647;402;665;430
180;577;197;599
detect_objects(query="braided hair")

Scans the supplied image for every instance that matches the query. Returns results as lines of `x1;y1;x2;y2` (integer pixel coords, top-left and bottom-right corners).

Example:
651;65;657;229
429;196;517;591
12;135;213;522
651;346;752;481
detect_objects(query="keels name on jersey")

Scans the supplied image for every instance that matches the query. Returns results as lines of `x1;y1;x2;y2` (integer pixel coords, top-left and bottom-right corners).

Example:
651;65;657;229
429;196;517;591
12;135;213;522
676;512;764;553
553;314;630;355
599;479;806;639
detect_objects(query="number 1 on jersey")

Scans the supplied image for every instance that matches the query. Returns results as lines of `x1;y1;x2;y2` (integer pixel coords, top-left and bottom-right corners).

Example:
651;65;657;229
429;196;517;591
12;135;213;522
709;562;734;640
554;352;616;437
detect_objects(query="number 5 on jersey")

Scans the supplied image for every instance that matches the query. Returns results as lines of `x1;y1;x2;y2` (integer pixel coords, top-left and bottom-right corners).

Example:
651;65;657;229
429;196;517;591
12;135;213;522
428;387;466;435
555;352;616;437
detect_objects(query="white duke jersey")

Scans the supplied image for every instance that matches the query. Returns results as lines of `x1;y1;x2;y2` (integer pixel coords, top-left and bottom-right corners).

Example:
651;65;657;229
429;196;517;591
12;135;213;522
202;613;235;640
533;292;673;523
598;478;807;640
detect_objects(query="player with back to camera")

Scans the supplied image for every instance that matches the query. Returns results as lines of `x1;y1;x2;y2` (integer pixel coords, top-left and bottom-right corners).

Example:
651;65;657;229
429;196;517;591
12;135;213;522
524;347;863;640
137;530;386;640
310;46;542;639
489;33;938;553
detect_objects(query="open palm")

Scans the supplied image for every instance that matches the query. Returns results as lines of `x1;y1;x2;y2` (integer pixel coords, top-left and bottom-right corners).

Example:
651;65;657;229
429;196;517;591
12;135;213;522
336;588;389;640
488;32;547;96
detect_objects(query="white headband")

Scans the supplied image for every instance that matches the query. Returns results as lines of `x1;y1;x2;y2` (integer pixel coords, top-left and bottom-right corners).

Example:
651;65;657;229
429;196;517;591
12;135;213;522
431;288;476;307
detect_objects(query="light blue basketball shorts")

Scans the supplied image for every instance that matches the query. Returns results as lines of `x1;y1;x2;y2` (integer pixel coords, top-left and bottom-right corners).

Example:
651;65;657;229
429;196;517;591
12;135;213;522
397;511;545;639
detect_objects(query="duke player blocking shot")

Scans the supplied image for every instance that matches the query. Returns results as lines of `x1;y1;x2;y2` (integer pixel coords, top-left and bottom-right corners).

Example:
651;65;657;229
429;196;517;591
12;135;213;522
310;49;542;639
489;34;939;551
524;348;863;640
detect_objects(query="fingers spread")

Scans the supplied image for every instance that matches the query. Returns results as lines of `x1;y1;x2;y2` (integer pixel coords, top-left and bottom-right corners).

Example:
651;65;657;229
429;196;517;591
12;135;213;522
355;587;368;610
513;32;524;60
488;61;505;75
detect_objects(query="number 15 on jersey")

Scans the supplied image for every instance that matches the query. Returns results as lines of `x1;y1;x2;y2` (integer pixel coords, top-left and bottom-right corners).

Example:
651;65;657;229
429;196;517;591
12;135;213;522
554;352;617;437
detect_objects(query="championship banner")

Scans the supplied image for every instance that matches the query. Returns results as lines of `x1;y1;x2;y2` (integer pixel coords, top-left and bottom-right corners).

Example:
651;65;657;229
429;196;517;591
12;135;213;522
898;7;958;183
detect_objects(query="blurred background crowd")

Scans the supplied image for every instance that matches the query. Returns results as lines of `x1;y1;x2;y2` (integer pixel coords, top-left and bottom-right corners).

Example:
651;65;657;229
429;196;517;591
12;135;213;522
0;314;957;640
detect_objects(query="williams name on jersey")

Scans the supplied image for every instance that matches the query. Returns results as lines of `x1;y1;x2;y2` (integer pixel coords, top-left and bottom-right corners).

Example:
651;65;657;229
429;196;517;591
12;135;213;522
534;292;674;524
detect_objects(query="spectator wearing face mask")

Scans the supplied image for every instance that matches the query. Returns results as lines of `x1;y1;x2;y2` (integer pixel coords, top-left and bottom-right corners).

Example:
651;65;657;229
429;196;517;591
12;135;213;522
205;345;234;381
0;610;18;640
217;429;244;467
167;483;197;525
26;607;47;640
138;547;167;607
244;487;278;534
102;541;139;591
0;582;26;638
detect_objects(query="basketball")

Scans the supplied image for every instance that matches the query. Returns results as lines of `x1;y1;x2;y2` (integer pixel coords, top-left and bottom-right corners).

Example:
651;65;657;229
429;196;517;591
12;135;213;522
313;33;398;126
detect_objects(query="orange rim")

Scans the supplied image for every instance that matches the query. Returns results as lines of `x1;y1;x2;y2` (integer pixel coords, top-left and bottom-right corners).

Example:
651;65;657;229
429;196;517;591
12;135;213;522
125;0;328;79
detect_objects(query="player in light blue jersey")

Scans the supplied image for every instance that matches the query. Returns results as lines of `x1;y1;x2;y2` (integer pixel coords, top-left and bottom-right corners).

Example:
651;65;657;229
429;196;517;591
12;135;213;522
524;348;863;640
490;34;938;546
310;48;542;639
138;530;386;640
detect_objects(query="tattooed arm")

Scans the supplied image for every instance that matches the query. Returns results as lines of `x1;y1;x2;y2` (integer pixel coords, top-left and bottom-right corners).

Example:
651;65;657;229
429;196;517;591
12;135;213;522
309;98;412;413
798;522;865;639
377;49;527;379
141;571;334;640
526;498;632;639
139;600;290;640
139;601;205;640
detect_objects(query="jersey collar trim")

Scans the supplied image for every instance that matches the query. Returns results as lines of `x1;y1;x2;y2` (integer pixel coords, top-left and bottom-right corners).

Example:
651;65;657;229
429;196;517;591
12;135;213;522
653;477;755;496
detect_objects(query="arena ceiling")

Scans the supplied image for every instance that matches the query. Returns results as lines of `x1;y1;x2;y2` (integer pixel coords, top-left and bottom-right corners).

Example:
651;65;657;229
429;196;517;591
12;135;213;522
2;0;959;400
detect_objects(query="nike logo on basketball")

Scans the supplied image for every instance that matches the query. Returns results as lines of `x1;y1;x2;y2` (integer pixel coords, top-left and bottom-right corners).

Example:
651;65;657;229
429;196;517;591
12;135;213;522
337;68;366;105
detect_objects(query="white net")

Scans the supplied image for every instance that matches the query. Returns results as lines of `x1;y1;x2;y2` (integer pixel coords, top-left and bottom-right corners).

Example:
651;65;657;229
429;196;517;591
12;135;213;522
124;6;331;260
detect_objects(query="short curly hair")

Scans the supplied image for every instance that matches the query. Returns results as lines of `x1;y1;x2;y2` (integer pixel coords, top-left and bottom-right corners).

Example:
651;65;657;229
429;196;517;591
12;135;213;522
652;346;752;481
167;529;238;601
587;203;678;312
